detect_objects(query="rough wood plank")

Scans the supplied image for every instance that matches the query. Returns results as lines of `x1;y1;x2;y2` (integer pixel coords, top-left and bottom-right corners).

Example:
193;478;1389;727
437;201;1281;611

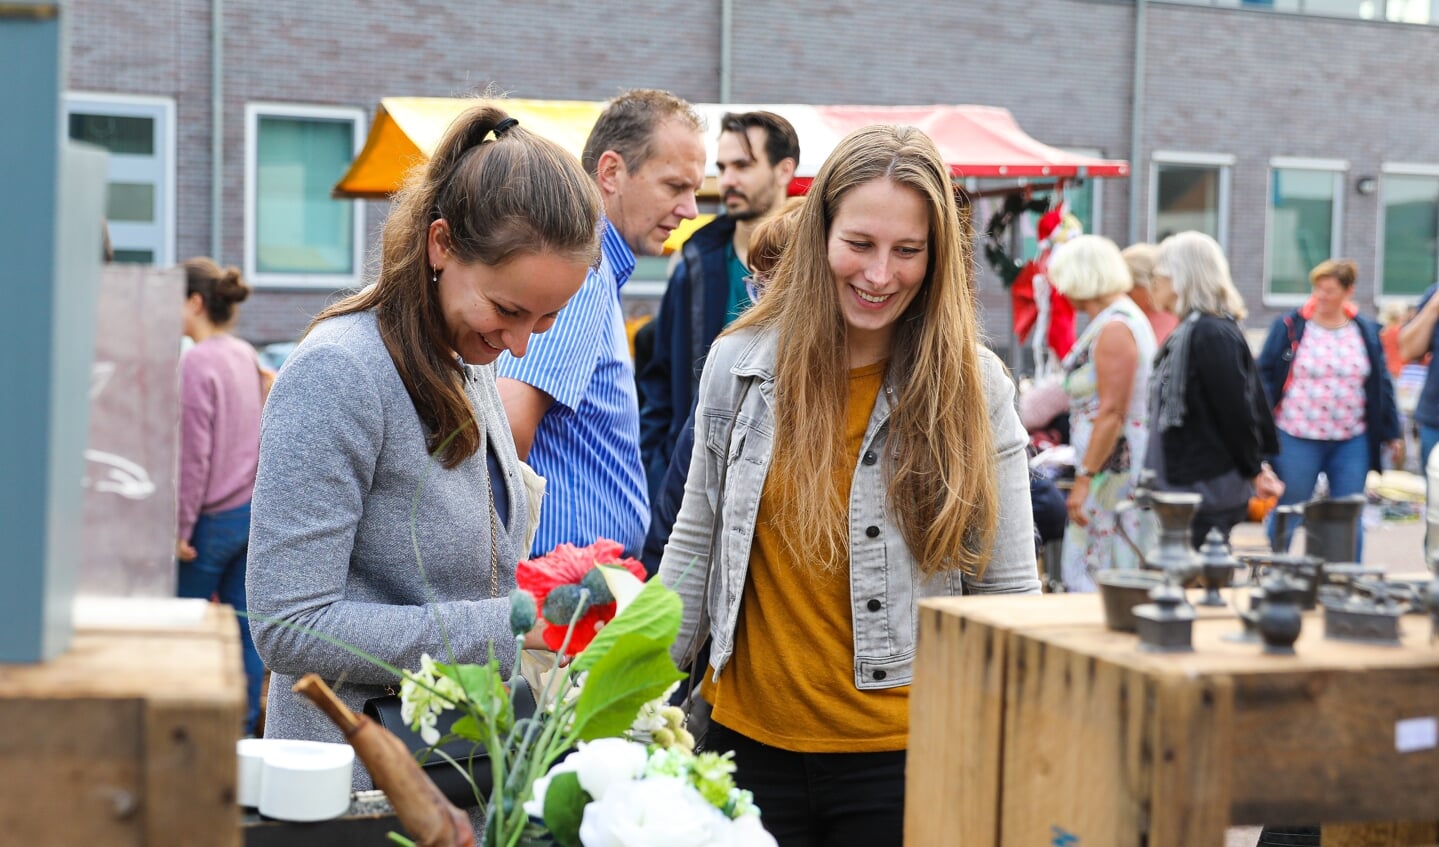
904;606;1008;846
0;603;246;846
1230;668;1439;825
0;697;144;846
1149;672;1234;846
1322;820;1439;846
999;634;1147;847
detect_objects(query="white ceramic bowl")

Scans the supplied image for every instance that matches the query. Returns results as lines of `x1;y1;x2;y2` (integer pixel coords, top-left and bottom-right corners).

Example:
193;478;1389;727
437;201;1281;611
236;738;268;807
257;740;355;822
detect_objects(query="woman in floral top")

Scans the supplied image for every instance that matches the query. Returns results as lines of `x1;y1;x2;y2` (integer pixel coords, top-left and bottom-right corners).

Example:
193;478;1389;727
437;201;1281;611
1257;259;1401;556
1049;235;1157;590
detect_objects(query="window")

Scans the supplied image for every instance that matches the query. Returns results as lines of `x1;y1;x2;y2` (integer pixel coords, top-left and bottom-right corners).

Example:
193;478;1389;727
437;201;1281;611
1149;153;1234;249
1379;167;1439;298
1264;159;1345;301
245;103;365;287
65;93;175;266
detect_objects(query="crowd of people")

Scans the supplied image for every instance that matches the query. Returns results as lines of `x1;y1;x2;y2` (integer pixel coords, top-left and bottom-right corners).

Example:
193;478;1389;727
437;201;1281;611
163;86;1437;846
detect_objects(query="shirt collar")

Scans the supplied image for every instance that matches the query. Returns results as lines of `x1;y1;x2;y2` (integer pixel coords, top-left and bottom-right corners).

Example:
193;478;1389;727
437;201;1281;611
599;219;636;289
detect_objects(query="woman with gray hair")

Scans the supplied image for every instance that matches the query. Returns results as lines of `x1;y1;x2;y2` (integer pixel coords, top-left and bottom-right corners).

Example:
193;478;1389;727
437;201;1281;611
1048;235;1156;589
1146;231;1284;546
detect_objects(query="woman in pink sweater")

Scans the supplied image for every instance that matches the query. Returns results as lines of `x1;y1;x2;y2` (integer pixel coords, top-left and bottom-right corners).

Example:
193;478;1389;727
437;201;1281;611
178;257;265;734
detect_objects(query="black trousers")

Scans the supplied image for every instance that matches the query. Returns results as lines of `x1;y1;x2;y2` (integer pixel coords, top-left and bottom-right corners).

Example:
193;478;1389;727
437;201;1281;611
709;721;906;847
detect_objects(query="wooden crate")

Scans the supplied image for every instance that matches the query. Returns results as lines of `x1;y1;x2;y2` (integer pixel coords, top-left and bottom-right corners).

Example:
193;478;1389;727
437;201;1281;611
0;603;246;845
906;592;1439;847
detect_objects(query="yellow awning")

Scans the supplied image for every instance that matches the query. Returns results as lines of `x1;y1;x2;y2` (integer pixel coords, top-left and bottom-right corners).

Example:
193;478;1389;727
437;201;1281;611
334;97;605;200
340;98;716;254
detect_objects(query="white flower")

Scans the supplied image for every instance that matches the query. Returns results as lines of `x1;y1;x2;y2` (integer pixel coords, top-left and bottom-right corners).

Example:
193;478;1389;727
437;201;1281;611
577;776;730;847
628;682;679;736
523;759;577;820
598;564;646;615
397;653;464;746
565;738;649;801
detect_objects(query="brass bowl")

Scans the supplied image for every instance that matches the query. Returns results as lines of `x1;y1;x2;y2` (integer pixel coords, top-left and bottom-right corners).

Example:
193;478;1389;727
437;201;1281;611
1096;568;1165;633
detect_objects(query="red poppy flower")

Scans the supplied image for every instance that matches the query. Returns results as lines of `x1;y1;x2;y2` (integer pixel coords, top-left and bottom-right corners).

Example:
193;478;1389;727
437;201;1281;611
516;540;647;655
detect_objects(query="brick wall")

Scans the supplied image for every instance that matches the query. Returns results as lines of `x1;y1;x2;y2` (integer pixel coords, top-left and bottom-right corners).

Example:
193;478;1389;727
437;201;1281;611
67;0;1439;348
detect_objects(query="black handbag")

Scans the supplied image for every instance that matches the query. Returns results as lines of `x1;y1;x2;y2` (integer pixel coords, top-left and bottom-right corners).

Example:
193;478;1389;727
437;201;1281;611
363;675;537;808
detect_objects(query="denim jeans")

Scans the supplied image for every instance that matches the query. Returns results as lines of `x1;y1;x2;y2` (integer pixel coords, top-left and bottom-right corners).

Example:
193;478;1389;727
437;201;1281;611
1420;424;1439;486
708;721;906;847
179;502;263;734
1267;431;1369;558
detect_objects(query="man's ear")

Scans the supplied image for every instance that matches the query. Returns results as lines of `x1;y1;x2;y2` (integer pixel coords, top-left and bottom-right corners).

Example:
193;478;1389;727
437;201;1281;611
775;156;798;189
595;150;627;196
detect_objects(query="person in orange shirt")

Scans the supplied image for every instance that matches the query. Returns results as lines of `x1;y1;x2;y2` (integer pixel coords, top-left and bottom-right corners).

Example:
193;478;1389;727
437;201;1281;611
660;125;1040;846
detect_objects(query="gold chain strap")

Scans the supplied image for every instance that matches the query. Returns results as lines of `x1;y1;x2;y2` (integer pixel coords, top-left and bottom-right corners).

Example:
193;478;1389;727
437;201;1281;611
484;426;501;599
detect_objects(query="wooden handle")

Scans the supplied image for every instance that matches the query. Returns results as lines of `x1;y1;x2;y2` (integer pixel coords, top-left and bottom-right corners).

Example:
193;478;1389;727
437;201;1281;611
291;673;474;847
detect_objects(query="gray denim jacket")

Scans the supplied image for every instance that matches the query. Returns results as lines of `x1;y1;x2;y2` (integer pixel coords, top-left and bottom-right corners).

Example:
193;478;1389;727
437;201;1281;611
659;326;1040;691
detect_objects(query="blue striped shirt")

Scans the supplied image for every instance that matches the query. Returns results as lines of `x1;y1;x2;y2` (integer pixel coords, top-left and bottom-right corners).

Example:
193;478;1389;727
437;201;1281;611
496;220;650;556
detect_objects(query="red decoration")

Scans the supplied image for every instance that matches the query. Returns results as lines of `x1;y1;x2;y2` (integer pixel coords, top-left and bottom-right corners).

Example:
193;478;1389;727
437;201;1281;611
515;539;647;655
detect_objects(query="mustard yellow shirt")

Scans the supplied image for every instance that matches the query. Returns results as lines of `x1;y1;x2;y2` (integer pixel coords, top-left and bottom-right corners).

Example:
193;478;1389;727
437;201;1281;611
701;360;909;752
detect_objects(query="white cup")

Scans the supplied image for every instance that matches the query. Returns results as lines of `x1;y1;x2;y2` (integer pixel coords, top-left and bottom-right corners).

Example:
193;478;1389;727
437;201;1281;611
258;740;355;822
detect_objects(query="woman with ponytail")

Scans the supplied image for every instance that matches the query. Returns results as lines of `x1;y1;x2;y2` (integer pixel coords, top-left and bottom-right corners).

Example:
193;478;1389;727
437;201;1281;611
178;256;265;734
247;103;602;782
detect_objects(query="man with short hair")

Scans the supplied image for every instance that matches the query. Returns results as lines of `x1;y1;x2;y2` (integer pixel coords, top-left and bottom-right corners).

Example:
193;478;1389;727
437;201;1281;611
638;111;799;495
497;89;706;557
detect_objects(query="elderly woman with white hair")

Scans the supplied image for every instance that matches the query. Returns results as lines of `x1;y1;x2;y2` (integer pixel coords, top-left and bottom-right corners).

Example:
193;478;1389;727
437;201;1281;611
1049;235;1157;590
1146;231;1284;547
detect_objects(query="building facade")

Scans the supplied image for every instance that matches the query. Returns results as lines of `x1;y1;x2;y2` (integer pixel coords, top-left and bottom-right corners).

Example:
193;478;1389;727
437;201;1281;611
67;0;1439;354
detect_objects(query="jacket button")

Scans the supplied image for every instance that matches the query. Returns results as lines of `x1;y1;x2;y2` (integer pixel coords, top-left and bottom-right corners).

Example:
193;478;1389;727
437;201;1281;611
865;525;880;538
873;669;887;681
862;450;877;466
867;598;882;612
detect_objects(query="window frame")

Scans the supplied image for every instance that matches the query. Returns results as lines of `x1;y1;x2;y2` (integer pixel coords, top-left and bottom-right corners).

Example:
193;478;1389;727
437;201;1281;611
244;102;366;289
1148;151;1235;251
1376;161;1439;302
1261;157;1347;308
64;91;177;267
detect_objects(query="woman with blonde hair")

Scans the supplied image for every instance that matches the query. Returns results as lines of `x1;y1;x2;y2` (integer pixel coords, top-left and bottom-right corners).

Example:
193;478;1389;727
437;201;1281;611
660;125;1039;845
1146;231;1283;546
248;103;602;789
1048;235;1156;590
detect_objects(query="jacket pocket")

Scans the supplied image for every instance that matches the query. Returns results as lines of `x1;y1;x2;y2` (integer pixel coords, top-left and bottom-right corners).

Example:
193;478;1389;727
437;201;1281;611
855;650;914;690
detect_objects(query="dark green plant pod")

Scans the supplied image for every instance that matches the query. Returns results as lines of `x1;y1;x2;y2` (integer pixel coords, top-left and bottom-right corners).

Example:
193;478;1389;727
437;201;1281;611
543;583;585;625
509;589;537;635
580;567;614;606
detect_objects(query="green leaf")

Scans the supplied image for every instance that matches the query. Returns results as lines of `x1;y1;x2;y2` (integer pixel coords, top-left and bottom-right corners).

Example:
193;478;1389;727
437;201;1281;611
571;579;683;673
448;714;484;743
455;662;513;733
541;771;589;847
570;635;685;741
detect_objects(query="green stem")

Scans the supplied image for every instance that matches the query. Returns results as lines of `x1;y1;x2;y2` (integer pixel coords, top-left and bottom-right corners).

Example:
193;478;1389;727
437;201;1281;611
386;833;417;846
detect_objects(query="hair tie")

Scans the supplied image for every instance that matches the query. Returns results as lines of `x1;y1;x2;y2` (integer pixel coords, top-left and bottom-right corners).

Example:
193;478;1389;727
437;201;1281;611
493;117;519;138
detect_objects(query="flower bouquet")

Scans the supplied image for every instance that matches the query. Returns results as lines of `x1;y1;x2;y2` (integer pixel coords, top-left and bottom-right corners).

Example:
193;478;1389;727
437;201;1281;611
373;539;774;847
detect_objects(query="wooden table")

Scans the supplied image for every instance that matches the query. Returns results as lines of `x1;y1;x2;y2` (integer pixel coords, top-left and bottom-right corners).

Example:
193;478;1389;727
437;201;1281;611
0;602;246;846
905;592;1439;846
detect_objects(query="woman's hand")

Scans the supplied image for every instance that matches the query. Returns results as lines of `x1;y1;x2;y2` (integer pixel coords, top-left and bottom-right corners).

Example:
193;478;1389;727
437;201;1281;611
1253;464;1285;500
1066;476;1091;528
176;539;197;562
1387;438;1406;468
522;624;549;651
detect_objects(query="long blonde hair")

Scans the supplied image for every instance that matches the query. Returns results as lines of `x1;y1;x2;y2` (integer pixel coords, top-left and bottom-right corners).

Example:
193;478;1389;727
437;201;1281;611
728;125;997;577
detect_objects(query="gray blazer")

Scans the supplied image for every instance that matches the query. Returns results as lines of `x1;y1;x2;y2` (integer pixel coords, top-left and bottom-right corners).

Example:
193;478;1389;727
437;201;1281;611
659;327;1040;691
247;311;528;789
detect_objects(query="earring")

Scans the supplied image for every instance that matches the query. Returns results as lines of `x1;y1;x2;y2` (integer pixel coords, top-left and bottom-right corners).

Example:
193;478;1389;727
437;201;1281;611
431;268;439;284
